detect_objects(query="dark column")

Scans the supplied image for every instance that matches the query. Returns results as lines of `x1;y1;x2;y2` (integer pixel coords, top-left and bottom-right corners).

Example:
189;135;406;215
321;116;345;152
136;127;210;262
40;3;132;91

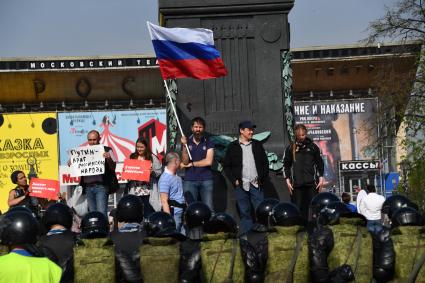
159;0;294;213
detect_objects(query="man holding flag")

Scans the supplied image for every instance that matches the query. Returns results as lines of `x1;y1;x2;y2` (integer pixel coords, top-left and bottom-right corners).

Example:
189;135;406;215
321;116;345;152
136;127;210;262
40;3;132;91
148;21;227;231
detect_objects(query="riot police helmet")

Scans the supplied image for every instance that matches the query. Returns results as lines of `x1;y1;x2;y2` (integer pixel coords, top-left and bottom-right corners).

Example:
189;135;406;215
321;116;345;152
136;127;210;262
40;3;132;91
81;211;109;239
382;195;417;218
391;206;424;227
1;210;39;245
310;192;340;218
145;211;185;240
7;206;33;215
317;201;352;225
326;201;352;216
255;198;279;226
43;202;73;230
184;202;212;229
116;195;144;223
205;212;238;234
270;202;303;226
7;205;37;219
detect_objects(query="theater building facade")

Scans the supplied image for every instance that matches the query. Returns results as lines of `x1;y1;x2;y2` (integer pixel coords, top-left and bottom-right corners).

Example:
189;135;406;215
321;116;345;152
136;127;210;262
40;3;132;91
0;42;420;211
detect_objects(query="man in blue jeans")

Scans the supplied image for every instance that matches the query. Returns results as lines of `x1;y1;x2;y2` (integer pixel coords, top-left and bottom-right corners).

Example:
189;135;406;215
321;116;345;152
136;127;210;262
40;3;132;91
181;117;215;212
359;184;385;234
76;130;116;217
223;121;269;234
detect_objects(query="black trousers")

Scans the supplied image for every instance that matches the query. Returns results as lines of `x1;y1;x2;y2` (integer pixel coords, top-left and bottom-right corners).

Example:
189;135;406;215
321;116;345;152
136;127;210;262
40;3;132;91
291;185;318;222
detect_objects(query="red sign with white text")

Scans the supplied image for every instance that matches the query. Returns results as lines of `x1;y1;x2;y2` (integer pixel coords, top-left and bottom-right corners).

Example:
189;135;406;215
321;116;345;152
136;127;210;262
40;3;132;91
121;159;151;182
29;178;60;200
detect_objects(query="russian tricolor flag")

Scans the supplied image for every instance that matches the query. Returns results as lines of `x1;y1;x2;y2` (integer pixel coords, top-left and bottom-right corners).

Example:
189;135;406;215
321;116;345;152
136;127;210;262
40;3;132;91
147;22;228;80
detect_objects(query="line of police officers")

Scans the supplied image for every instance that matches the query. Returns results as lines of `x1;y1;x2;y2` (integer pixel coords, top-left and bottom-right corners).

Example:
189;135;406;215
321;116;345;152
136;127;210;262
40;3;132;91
0;192;424;283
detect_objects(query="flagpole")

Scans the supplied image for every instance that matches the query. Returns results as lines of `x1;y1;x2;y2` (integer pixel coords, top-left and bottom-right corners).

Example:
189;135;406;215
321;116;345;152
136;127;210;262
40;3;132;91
163;80;193;160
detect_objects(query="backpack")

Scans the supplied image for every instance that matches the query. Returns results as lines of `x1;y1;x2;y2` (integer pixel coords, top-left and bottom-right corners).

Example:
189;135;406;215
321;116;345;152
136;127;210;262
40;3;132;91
140;237;181;283
201;233;244;283
392;226;425;282
328;218;373;282
266;226;309;283
73;238;115;283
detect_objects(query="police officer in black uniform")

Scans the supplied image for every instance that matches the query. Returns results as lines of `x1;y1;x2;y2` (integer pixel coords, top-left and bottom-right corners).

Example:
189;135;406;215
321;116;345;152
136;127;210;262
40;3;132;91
308;193;355;283
201;213;244;282
239;198;279;283
142;212;186;282
74;211;116;283
390;206;425;282
111;195;146;283
179;201;212;283
39;202;76;283
372;221;395;283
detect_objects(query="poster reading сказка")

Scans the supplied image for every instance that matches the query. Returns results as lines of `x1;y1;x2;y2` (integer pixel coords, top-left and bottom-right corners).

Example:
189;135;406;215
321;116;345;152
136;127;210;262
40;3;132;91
0;113;59;212
58;109;166;187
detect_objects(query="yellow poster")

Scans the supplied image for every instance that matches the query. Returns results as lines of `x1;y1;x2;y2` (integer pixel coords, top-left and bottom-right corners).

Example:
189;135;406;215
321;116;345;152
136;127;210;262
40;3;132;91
0;113;58;212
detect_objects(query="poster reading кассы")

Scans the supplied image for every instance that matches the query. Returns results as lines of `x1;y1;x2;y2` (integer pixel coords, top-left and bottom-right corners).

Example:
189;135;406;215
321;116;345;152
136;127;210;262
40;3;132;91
58;109;166;187
0;113;58;212
294;98;378;189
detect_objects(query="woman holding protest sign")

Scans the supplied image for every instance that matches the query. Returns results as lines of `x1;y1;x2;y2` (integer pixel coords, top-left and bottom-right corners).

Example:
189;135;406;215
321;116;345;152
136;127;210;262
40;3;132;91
125;138;162;217
7;170;39;214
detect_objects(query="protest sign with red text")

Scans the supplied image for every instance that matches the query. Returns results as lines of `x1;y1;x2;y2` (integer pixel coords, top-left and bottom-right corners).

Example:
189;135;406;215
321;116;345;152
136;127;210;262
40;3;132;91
121;159;152;182
30;178;60;200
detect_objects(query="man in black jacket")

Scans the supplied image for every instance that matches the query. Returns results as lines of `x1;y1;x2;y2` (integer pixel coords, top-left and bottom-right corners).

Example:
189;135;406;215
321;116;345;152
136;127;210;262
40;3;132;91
283;124;324;221
223;121;269;234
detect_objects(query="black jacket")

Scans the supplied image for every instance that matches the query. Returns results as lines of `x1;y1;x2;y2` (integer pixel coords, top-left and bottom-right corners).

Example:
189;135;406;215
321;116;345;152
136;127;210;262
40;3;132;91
372;228;395;283
240;226;269;283
39;230;77;283
179;239;204;283
283;137;324;187
111;230;145;283
308;225;354;283
223;139;269;186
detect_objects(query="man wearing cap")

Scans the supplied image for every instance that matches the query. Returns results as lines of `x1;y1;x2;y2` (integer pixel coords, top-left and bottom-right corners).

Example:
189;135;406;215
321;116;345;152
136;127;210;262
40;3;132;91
223;121;269;234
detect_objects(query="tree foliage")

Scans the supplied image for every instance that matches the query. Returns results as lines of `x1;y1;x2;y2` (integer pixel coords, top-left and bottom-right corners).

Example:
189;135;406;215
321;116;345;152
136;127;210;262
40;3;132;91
367;0;425;207
367;0;425;43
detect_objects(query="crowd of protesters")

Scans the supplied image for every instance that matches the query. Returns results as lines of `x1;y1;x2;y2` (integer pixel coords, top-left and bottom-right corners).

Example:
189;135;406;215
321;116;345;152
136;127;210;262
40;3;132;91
0;118;420;282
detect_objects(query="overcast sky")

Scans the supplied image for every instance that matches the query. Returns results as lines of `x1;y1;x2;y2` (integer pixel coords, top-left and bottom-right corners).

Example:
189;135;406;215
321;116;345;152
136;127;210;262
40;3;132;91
0;0;397;58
